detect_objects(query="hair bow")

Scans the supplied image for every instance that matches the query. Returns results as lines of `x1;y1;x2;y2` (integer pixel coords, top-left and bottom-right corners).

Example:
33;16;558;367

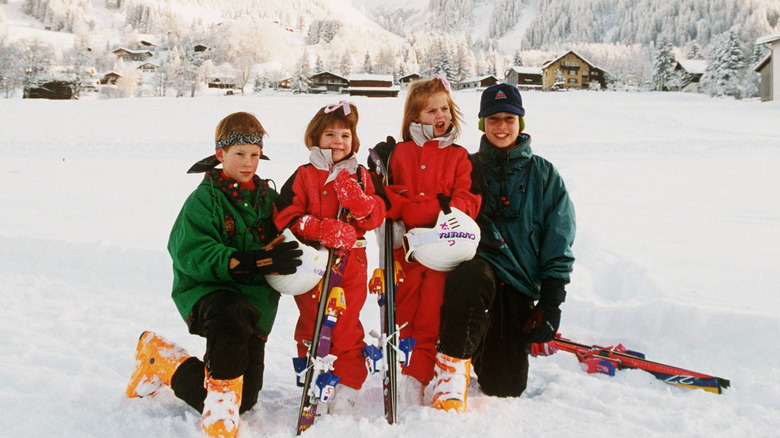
323;100;354;115
435;75;452;93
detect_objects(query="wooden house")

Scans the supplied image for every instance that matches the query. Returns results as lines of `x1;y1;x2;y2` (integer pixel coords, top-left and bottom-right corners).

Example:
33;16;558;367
453;75;499;90
398;73;421;89
541;51;607;91
112;48;153;61
137;62;159;73
277;78;292;89
24;76;79;100
309;71;349;93
673;59;707;92
100;72;121;85
346;74;399;97
755;32;780;101
504;67;543;89
208;77;237;89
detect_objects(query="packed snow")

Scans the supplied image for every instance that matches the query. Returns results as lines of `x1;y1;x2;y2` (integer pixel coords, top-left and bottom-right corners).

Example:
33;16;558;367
1;90;779;437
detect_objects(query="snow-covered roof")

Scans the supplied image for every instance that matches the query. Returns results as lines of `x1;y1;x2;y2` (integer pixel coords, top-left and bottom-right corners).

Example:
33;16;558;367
756;32;780;45
509;66;542;75
754;53;772;72
459;75;498;83
113;47;153;56
311;71;349;81
348;74;394;82
676;59;707;75
543;50;606;72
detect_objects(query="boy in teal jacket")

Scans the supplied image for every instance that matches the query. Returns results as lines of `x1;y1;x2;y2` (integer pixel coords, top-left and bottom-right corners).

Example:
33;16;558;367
432;84;576;413
126;112;303;438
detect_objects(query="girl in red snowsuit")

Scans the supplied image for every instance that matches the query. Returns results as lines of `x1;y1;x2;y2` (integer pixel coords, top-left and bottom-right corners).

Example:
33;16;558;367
383;77;481;404
273;101;386;413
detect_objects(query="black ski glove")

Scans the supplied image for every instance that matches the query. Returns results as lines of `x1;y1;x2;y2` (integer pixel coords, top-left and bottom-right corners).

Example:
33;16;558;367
367;136;396;173
229;240;303;281
523;279;567;344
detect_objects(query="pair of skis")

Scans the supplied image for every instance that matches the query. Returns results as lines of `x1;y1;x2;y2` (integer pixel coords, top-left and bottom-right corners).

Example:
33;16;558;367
294;208;349;435
532;335;730;394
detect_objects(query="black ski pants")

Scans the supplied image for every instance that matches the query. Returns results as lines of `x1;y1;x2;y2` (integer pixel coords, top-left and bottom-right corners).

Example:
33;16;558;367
170;290;266;414
439;257;534;397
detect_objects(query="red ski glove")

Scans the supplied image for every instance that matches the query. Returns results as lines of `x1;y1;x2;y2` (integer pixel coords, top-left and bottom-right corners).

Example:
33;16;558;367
334;169;374;219
291;215;357;250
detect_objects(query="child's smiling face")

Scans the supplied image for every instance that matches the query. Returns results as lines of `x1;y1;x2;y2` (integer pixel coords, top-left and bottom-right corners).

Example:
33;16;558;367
319;125;353;163
216;144;262;182
418;92;452;137
484;112;521;149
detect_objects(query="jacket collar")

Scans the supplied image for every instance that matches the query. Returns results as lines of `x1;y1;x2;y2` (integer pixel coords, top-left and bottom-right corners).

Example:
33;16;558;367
479;133;533;170
204;170;269;206
409;122;458;148
309;146;359;184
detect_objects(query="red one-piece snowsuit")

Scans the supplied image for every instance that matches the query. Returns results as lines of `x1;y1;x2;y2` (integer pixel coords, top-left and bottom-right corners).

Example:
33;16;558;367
274;157;385;390
387;138;481;385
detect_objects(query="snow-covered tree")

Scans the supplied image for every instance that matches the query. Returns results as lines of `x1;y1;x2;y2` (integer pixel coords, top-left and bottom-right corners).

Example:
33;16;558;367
0;43;23;98
652;41;675;91
362;51;373;74
489;0;525;39
339;50;352;76
701;31;747;98
291;49;311;94
18;38;53;97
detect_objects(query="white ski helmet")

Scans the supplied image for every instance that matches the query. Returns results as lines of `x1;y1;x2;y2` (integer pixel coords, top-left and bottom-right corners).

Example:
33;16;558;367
403;206;481;272
265;228;328;296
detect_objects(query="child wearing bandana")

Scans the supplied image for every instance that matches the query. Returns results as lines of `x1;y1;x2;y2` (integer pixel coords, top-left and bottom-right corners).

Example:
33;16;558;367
125;112;303;438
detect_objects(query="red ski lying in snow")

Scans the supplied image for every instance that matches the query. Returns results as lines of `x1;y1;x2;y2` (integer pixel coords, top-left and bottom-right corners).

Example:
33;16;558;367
531;335;730;394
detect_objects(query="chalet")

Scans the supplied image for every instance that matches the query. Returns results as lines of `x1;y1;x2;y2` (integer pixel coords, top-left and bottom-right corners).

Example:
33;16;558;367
112;48;153;61
309;71;349;93
208;77;237;89
137;62;159;73
277;78;292;89
673;59;707;92
193;44;211;53
139;40;157;48
755;32;780;101
100;72;121;85
346;74;399;97
453;75;499;90
24;76;79;100
541;50;607;91
398;73;421;89
504;66;543;90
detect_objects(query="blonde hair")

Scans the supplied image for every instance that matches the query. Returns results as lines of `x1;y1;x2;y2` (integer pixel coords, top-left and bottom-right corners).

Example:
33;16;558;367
215;112;267;144
304;103;361;153
401;77;462;142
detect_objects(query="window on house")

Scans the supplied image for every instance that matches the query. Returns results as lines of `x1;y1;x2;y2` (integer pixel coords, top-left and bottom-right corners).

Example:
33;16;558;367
568;78;577;84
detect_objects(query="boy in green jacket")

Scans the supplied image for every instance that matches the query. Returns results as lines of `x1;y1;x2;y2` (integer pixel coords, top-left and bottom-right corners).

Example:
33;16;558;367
432;84;576;413
125;112;303;438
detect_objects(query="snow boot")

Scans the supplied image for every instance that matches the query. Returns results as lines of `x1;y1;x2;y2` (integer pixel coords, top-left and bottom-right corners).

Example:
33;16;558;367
398;373;424;408
126;331;190;398
201;371;243;438
432;352;471;413
326;384;359;414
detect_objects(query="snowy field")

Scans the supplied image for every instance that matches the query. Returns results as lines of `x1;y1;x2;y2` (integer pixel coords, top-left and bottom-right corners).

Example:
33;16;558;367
1;90;779;437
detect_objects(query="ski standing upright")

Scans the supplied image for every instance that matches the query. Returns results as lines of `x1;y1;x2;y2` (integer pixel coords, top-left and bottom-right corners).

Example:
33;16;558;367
293;207;349;435
363;146;415;424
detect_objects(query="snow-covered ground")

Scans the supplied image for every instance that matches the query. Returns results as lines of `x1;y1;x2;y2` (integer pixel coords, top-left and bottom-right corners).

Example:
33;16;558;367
1;90;779;437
